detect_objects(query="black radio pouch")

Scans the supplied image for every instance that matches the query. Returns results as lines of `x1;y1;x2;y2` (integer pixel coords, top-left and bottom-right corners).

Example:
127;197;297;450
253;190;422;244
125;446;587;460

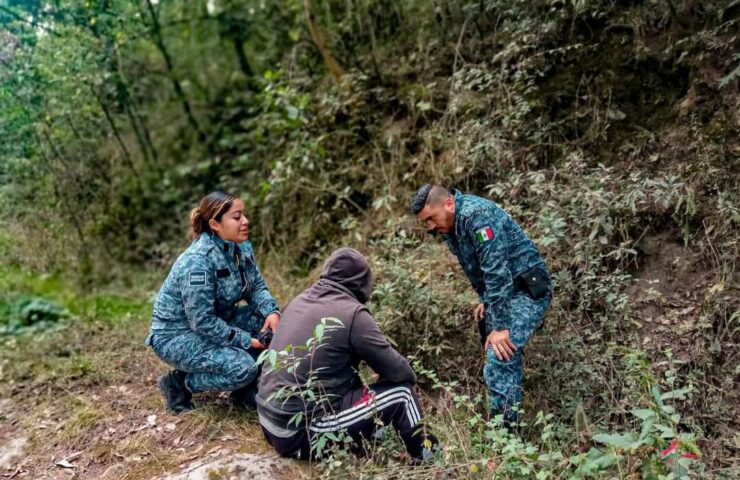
518;266;549;300
477;318;487;345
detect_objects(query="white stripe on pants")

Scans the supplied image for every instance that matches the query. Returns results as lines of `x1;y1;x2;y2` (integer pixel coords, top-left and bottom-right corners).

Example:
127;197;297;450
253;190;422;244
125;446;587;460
309;385;420;433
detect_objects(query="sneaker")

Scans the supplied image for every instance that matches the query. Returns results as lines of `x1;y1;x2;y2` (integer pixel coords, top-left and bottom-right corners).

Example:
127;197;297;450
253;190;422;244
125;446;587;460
407;432;441;465
229;384;257;410
158;370;194;414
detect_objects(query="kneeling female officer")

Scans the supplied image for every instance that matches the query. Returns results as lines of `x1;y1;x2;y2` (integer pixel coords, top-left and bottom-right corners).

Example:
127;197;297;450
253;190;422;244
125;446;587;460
146;191;280;414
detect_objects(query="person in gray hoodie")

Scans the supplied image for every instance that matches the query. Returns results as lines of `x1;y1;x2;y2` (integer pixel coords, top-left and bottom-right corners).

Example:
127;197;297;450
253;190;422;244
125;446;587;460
257;248;438;461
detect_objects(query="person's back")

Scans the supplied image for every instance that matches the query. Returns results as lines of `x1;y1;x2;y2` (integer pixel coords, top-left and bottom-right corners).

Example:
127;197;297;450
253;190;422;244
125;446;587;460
259;246;408;421
257;248;437;461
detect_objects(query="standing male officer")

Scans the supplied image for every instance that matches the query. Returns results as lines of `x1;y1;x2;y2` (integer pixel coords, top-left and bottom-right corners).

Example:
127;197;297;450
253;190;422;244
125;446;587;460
411;184;552;427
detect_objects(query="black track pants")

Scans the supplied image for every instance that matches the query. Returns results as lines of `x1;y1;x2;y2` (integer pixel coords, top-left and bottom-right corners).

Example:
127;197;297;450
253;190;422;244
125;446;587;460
262;382;435;460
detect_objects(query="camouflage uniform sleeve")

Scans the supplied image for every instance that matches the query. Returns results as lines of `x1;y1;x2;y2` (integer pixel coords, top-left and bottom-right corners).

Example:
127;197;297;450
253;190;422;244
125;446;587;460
242;245;280;317
467;211;513;332
179;255;252;349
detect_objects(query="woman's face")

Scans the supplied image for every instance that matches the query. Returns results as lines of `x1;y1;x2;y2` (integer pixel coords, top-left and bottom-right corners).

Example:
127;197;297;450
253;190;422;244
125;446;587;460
210;198;249;243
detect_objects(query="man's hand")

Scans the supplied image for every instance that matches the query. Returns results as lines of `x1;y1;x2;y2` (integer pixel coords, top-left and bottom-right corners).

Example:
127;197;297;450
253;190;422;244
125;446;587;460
261;312;280;333
484;329;517;361
251;337;266;350
474;303;485;321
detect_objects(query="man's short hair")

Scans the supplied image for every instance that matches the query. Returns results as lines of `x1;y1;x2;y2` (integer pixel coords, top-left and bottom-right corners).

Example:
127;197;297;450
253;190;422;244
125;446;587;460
410;184;451;214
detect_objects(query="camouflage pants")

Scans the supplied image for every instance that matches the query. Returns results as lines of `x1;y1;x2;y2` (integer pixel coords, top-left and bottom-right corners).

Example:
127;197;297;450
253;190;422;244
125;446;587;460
483;292;550;425
151;305;264;394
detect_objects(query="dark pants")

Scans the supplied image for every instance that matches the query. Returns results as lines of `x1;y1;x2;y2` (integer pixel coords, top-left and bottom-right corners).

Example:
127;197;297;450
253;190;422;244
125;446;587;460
262;382;434;460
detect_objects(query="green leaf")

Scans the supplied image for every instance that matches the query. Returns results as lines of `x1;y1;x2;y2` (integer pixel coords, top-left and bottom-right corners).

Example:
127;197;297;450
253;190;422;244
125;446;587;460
592;432;640;449
631;409;655;421
255;349;270;366
314;323;325;342
639;417;655;442
288;412;303;427
662;387;690;400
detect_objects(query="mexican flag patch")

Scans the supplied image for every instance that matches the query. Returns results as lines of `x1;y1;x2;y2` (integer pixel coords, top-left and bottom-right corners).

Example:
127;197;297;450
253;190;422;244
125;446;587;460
475;226;494;243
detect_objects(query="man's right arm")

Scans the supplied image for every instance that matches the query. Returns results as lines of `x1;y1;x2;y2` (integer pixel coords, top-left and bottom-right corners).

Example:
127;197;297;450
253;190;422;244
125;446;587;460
349;308;416;384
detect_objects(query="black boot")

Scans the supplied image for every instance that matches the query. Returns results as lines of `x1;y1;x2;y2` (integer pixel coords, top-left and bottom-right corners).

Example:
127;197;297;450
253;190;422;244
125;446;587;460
158;370;194;414
230;383;257;410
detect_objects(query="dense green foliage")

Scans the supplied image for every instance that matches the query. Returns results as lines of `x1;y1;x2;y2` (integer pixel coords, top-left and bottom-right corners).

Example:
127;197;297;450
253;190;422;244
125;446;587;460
1;0;738;478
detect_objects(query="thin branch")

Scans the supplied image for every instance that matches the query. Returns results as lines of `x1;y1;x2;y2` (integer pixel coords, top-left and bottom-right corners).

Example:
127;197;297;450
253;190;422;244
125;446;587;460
0;6;61;37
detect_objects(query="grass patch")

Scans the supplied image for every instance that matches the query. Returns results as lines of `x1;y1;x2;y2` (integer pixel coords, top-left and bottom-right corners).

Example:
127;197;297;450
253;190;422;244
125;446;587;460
60;396;109;442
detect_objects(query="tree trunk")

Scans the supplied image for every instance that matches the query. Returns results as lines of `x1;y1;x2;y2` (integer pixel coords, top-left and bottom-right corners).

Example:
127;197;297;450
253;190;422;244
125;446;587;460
144;0;205;141
39;127;88;247
232;35;254;78
89;83;139;177
304;0;344;84
64;115;113;188
87;19;160;168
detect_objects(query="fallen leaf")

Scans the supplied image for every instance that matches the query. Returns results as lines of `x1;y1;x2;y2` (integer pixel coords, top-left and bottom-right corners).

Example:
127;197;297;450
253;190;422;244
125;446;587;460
67;450;82;462
147;415;157;426
55;459;75;469
165;423;176;432
173;435;182;446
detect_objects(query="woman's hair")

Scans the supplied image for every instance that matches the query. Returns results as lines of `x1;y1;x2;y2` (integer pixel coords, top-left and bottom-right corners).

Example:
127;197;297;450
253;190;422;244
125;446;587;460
189;191;236;239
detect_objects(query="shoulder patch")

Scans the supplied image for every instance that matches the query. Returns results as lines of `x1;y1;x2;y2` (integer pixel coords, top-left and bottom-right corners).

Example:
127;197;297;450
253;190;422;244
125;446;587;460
475;226;495;243
189;270;207;286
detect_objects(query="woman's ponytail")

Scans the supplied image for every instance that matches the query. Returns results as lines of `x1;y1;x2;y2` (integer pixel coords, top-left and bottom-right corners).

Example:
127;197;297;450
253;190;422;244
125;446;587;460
189;207;206;239
188;192;235;240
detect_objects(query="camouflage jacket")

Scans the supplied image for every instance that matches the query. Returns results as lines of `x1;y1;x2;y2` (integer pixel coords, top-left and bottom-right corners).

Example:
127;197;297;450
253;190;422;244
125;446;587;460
442;190;547;331
149;233;279;349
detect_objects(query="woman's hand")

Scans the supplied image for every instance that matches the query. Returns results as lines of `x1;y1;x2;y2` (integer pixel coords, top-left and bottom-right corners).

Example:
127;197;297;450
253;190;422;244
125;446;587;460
474;303;485;321
484;329;517;361
261;312;280;333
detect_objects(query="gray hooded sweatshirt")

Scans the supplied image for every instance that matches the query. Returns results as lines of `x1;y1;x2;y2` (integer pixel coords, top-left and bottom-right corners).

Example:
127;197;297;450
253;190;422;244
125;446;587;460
257;248;416;436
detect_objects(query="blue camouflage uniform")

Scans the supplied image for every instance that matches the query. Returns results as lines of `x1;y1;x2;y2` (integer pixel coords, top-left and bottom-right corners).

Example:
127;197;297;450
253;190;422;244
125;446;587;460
442;190;552;424
146;232;280;394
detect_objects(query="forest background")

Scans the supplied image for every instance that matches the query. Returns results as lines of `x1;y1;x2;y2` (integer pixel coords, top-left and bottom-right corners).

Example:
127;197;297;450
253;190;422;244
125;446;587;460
0;0;738;478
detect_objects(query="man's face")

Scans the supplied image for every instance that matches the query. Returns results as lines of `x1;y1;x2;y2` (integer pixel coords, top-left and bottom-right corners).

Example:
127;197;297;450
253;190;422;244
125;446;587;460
417;197;455;235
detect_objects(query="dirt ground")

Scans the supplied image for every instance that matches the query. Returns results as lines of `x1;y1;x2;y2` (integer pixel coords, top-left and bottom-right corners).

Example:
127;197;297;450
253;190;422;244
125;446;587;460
0;316;306;479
